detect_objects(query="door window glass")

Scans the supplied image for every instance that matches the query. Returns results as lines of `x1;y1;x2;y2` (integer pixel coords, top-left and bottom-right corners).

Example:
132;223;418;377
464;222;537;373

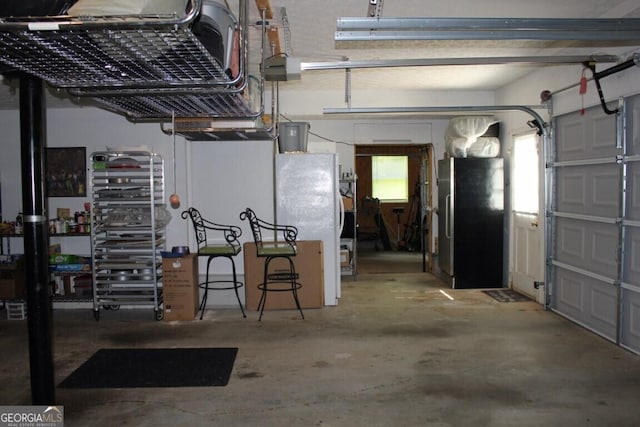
513;134;539;213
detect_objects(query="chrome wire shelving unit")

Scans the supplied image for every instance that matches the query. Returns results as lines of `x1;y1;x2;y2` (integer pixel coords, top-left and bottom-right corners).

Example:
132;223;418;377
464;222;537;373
0;0;271;139
340;174;358;279
90;151;167;321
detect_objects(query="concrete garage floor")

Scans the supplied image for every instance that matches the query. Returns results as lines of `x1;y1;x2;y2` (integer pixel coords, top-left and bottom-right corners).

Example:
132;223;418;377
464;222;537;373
1;251;640;426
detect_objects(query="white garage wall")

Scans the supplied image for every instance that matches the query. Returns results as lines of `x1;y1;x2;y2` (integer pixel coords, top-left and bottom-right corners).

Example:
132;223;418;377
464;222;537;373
0;82;509;269
495;54;640;270
496;62;640;133
0;90;461;268
0;106;176;257
185;139;275;274
277;88;497;116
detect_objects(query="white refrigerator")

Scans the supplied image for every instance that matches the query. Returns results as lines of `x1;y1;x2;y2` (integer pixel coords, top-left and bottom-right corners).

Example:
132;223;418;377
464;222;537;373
275;153;343;306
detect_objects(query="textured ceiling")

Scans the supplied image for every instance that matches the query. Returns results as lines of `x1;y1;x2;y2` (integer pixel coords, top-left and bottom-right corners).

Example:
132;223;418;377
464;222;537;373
0;0;639;110
244;0;640;91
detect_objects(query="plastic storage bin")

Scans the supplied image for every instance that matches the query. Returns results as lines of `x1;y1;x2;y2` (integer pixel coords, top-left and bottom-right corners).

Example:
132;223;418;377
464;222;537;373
7;301;27;320
278;122;309;153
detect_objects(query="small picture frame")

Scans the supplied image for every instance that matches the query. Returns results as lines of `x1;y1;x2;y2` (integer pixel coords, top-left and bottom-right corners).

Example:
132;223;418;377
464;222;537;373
46;147;87;197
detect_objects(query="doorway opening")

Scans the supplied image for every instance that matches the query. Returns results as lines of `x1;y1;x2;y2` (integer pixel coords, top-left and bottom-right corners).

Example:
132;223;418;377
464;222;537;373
354;144;432;274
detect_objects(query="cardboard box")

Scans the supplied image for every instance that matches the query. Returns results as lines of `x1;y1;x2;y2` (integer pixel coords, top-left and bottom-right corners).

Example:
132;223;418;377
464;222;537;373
73;274;93;299
244;240;324;310
49;254;80;264
0;259;25;299
162;254;199;321
340;249;350;268
56;208;70;219
342;196;354;211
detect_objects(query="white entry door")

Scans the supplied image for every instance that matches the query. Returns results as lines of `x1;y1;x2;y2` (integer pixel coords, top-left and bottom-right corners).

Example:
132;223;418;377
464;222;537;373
511;132;545;303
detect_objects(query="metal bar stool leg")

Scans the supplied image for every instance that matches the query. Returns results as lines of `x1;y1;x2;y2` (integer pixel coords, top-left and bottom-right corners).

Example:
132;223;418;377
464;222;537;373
229;256;246;318
258;256;272;321
199;256;214;320
287;257;304;319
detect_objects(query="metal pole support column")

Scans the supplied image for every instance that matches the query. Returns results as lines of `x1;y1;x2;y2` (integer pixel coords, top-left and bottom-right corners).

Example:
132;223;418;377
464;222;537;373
20;76;55;404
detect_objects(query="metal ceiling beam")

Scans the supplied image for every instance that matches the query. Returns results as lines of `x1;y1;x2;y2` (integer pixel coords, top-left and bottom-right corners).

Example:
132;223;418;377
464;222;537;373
336;17;640;41
323;105;548;136
324;105;544;115
301;55;620;71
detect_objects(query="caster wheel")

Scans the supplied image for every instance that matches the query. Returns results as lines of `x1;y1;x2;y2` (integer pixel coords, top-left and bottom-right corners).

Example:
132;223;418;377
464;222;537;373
155;310;164;321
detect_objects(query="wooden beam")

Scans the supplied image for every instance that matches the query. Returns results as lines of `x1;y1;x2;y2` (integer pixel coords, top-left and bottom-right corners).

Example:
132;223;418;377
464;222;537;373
255;0;273;19
267;27;281;55
255;0;281;55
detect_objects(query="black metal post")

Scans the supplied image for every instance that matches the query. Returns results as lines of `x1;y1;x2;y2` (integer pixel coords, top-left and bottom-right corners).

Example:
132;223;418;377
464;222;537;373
584;58;637;115
592;57;637;80
20;76;55;404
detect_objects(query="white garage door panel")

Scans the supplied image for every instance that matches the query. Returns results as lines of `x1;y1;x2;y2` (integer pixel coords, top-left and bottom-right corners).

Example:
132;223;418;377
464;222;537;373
551;104;623;349
627;157;640;286
628;163;640;221
555;107;618;162
624;227;640;286
628;98;640;155
555;272;583;312
591;114;618;150
551;97;640;353
556;164;620;217
621;288;640;351
555;218;619;278
621;96;640;352
553;269;617;340
590;286;617;326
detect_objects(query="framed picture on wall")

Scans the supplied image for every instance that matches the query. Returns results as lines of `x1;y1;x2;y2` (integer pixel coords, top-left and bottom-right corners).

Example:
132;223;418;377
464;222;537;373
46;147;87;197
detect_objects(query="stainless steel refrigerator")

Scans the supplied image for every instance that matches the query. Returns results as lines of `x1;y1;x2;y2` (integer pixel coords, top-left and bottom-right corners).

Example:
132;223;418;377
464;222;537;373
438;157;504;289
275;153;342;305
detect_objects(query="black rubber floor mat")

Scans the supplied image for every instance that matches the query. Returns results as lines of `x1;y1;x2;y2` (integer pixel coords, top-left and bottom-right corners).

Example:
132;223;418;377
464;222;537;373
59;347;238;388
482;289;532;303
